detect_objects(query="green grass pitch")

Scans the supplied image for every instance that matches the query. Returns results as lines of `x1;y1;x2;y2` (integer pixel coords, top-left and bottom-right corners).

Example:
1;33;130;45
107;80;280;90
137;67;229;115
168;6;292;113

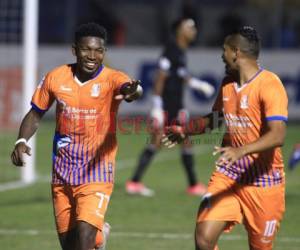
0;121;299;250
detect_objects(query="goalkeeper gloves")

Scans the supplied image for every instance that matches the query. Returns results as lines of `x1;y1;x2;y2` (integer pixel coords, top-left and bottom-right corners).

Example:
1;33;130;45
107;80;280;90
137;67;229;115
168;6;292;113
188;77;215;98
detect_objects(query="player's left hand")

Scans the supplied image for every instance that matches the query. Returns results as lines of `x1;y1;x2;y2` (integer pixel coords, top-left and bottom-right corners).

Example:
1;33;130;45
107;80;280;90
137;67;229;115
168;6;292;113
115;80;143;102
213;146;246;168
161;125;186;148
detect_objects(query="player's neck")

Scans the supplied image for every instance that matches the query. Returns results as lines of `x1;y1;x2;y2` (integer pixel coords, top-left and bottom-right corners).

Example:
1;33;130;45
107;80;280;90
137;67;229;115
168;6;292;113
75;74;91;83
176;36;188;49
74;68;94;83
238;63;260;86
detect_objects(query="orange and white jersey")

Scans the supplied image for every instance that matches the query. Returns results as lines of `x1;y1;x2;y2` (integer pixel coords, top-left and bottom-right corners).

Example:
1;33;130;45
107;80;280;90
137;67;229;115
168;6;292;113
213;69;288;187
31;64;131;185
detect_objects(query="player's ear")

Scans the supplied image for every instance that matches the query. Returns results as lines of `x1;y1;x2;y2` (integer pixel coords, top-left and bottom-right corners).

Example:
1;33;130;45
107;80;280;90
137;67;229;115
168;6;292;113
71;44;76;56
233;54;237;63
233;48;240;62
236;47;243;57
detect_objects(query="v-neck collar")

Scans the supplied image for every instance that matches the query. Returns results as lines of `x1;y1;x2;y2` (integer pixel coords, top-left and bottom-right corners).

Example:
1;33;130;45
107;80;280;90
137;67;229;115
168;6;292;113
233;68;263;93
74;64;104;86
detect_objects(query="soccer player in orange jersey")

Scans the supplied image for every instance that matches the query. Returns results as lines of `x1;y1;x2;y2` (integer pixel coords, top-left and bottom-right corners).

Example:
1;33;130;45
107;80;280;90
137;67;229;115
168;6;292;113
163;26;288;250
11;23;142;250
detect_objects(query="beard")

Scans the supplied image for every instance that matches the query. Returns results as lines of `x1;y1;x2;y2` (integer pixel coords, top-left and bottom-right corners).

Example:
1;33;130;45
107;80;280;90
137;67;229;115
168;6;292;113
225;63;238;77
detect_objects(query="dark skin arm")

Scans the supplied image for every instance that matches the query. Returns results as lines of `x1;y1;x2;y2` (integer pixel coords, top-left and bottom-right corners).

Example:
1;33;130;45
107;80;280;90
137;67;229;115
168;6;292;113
214;120;286;168
188;111;223;134
162;111;223;148
11;108;44;166
153;69;168;96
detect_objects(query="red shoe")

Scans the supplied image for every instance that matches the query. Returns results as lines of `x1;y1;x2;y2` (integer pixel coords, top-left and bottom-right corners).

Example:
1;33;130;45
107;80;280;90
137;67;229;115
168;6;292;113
125;181;155;197
187;183;207;196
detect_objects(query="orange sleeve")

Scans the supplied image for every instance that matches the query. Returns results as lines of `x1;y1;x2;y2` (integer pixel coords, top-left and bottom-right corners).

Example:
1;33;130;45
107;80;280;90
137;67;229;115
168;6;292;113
260;75;288;122
111;70;131;91
31;73;55;113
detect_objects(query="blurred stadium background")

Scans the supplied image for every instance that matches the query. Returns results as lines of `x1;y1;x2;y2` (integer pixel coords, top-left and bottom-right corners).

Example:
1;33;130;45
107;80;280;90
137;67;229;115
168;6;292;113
0;0;299;249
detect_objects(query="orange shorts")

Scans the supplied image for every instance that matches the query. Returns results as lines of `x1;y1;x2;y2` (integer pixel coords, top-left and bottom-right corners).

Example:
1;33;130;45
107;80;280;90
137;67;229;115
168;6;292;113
197;171;285;250
52;182;113;234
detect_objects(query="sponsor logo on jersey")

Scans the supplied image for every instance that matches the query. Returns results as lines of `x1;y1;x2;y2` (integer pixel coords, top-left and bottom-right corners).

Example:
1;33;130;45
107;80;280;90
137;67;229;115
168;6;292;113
60;85;72;92
57;136;71;149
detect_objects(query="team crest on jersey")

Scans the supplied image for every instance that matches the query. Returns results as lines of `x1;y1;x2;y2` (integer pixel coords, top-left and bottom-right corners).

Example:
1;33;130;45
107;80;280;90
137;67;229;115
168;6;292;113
240;95;249;109
91;83;100;97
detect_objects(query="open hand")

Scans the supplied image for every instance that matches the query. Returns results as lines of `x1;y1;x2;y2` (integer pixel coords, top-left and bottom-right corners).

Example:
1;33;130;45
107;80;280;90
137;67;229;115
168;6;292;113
11;142;32;167
213;146;245;168
115;80;142;101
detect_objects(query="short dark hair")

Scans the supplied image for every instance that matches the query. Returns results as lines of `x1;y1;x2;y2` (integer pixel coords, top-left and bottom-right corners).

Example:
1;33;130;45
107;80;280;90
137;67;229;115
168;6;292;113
74;22;107;44
171;18;184;34
171;17;195;35
226;26;261;58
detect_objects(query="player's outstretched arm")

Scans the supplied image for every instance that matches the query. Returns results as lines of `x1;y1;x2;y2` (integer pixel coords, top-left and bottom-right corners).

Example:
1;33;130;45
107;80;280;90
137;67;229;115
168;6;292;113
115;80;143;102
11;108;44;167
162;112;223;148
162;114;213;148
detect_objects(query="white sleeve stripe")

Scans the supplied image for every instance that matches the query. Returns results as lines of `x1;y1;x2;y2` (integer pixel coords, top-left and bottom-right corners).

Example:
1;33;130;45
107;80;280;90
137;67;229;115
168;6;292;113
158;57;171;71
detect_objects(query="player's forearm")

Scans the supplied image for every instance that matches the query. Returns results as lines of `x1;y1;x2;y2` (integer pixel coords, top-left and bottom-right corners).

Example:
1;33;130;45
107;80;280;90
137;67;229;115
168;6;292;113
241;129;286;156
17;109;43;141
184;112;223;135
153;77;164;96
183;116;208;135
153;71;167;96
205;111;224;131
